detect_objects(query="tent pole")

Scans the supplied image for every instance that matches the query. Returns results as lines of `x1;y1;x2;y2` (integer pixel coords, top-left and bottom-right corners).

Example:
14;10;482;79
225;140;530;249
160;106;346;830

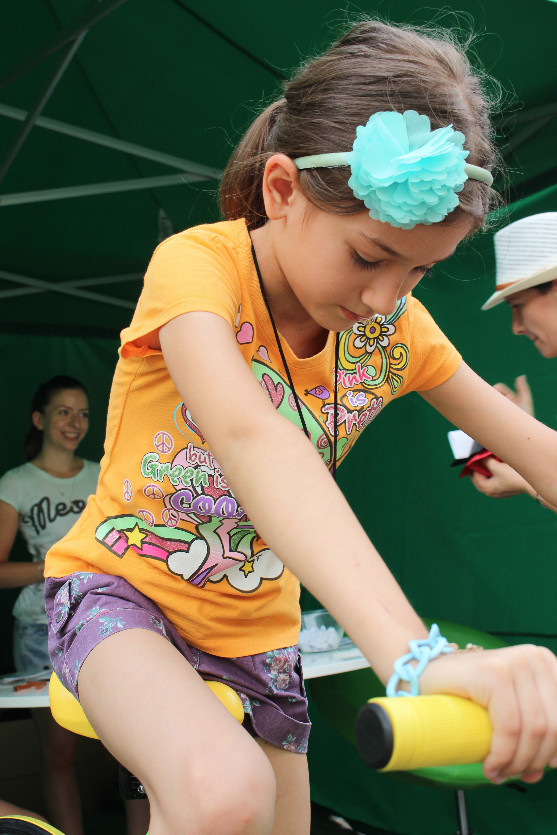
0;269;135;309
0;103;222;179
0;0;128;91
0;32;87;185
0;274;142;301
500;116;555;157
0;173;209;206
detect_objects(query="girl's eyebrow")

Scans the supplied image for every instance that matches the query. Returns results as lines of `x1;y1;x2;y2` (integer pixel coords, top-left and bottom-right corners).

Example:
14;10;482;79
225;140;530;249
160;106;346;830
357;231;457;263
358;232;402;258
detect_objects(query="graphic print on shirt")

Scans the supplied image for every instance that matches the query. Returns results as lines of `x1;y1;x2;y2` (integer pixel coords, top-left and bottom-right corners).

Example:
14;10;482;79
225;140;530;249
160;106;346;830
95;512;281;592
328;300;408;459
339;299;408;395
95;404;283;593
95;298;408;592
23;496;87;536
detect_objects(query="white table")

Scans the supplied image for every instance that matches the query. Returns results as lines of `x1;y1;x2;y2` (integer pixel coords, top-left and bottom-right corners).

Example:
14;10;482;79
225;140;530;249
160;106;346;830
0;676;50;708
0;638;369;710
301;637;369;679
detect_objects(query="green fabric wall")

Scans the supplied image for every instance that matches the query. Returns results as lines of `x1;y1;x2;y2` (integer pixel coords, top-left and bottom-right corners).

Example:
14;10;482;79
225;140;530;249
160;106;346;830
1;184;557;832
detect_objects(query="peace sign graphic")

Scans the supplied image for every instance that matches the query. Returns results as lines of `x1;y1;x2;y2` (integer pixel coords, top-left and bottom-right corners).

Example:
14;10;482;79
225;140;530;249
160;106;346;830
162;507;180;528
154;431;174;454
137;509;155;527
143;483;165;500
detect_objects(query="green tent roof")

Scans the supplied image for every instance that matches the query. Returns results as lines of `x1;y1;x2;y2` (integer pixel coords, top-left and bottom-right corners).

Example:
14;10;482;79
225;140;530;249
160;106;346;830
1;0;556;335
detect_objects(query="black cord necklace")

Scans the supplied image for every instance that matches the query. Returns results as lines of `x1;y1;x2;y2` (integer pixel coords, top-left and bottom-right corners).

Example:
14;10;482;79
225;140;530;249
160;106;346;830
251;243;339;481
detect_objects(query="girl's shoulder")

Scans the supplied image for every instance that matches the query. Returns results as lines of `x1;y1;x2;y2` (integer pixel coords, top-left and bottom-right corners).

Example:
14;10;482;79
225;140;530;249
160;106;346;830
151;219;250;264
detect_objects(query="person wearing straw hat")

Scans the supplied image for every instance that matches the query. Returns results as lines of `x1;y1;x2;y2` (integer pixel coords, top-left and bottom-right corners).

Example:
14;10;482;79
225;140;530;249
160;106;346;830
471;212;557;509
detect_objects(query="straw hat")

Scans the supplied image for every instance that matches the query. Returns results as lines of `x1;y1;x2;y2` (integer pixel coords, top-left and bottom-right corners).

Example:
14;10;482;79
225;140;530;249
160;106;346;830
482;212;557;310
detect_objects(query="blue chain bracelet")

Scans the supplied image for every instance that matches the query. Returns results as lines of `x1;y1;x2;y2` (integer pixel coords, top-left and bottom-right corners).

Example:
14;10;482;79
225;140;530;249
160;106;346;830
386;623;456;697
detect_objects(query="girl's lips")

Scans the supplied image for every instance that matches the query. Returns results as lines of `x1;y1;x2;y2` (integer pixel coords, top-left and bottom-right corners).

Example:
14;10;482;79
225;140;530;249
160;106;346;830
340;306;365;322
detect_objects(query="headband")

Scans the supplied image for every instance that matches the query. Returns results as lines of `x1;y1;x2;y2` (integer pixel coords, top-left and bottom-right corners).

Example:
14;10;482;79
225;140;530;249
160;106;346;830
294;110;493;230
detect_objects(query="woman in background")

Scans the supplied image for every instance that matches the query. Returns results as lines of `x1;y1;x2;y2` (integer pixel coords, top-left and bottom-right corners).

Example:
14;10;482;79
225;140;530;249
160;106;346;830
0;376;97;835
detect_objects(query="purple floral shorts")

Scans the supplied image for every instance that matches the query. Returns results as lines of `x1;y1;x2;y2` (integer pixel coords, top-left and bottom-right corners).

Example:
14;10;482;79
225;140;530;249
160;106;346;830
45;572;310;753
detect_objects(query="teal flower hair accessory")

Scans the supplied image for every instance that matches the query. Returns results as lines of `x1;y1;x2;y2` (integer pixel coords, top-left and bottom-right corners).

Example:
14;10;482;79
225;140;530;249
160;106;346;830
294;110;493;230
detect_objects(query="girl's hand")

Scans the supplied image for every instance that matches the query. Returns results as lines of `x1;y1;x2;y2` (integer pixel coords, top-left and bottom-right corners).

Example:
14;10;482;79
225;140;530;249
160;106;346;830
493;375;534;416
470;458;534;499
420;644;557;783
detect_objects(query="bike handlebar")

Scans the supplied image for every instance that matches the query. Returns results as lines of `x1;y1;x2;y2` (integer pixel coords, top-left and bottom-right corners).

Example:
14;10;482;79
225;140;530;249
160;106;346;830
356;695;492;772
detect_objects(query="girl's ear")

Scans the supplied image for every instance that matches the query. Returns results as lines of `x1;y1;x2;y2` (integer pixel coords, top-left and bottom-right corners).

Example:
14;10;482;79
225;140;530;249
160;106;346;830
31;410;44;431
262;154;302;220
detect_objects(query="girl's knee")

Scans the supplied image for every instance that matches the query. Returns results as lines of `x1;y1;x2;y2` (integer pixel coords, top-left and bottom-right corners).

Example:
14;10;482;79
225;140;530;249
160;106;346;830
199;777;276;835
150;750;276;834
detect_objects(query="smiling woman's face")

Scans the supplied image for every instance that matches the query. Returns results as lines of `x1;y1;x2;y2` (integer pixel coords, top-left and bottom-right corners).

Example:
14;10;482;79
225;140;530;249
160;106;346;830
506;281;557;358
33;388;90;453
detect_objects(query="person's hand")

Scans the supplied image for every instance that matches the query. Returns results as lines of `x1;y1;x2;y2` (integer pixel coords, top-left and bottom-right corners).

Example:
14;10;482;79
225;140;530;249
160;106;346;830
493;375;534;416
420;644;557;783
470;457;534;499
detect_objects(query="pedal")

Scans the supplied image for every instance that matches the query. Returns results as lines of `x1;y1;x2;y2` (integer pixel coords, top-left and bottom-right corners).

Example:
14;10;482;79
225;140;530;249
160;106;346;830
118;765;147;800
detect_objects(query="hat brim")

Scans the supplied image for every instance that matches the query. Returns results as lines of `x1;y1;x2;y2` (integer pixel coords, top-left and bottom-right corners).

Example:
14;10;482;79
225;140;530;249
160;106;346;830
482;264;557;310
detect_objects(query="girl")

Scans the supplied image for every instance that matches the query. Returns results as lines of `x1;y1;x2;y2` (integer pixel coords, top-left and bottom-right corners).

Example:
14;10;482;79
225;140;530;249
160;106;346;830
0;376;98;835
45;20;557;835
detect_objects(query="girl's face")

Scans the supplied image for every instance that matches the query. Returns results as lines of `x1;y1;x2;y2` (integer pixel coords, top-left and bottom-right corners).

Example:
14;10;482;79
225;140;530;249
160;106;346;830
506;282;557;358
274;201;474;332
33;388;90;453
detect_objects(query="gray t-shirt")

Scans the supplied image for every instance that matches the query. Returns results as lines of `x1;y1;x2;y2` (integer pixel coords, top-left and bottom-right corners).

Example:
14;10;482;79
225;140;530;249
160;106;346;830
0;460;100;623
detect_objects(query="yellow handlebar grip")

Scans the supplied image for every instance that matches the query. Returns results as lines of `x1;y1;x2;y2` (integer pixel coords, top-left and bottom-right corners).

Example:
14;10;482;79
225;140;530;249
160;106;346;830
356;695;492;771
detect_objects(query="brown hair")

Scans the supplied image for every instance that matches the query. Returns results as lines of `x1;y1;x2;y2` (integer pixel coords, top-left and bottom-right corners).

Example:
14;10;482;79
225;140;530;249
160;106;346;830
220;19;499;231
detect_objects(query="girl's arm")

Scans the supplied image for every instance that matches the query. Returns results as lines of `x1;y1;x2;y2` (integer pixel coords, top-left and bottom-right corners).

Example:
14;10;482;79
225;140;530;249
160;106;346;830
160;311;427;682
421;361;557;508
493;375;534;416
0;500;44;588
161;315;557;782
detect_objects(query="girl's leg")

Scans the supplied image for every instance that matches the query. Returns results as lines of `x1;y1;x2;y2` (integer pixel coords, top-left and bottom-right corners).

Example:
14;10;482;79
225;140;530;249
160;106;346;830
31;708;84;835
78;628;277;835
256;741;311;835
0;798;47;821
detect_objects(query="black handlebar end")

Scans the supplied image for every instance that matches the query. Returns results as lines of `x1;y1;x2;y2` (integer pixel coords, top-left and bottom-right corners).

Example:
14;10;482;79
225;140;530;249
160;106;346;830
355;701;394;770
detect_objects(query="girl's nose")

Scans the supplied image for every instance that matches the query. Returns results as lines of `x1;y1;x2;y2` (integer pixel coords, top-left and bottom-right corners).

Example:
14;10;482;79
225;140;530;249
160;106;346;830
360;273;405;318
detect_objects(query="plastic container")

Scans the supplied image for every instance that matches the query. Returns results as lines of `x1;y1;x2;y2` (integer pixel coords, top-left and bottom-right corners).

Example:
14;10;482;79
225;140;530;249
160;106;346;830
299;609;344;652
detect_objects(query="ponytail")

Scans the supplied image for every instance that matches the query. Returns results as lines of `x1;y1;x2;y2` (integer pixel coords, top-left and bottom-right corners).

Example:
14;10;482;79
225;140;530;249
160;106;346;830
220;99;285;230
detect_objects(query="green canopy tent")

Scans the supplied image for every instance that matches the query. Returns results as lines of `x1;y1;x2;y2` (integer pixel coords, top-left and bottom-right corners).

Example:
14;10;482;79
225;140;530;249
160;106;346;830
1;2;557;832
1;0;556;338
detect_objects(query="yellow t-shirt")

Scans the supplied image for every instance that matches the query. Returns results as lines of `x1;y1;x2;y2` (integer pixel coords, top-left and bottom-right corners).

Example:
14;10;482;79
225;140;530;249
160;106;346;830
45;219;461;656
